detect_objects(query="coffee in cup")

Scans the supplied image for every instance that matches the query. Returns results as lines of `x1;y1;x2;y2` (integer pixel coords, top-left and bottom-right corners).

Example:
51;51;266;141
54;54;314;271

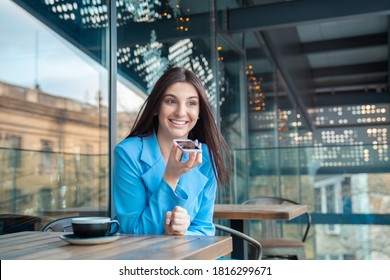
71;217;120;238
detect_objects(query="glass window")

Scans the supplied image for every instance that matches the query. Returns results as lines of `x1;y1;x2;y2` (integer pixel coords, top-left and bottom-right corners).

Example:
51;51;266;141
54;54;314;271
0;0;112;227
325;183;336;214
3;135;22;169
40;139;53;172
342;177;352;214
314;188;322;212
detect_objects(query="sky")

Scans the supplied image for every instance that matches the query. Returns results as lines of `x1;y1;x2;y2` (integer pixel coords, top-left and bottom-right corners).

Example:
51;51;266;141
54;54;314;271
0;1;145;112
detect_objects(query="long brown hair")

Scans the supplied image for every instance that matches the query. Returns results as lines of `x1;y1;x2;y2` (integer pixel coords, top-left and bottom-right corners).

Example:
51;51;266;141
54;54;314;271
127;67;231;185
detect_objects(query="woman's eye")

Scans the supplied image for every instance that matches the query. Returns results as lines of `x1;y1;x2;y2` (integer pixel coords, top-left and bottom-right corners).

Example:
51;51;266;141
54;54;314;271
188;101;198;106
165;99;176;104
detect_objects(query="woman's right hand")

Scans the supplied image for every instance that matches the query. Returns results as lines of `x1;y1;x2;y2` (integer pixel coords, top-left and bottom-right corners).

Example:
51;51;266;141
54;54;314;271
163;141;202;190
164;206;191;235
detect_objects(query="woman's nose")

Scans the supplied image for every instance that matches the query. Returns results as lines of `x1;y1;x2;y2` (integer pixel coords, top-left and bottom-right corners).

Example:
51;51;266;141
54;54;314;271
175;103;186;116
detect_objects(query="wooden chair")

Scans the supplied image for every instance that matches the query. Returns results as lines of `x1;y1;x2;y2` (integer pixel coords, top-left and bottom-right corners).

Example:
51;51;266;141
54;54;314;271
215;223;263;260
243;196;311;260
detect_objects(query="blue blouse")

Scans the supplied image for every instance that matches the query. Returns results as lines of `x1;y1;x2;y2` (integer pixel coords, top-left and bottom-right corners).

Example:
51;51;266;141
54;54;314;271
113;132;217;236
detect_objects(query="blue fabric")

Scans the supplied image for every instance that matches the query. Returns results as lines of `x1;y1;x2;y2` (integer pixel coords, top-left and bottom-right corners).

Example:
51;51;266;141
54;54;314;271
113;132;217;236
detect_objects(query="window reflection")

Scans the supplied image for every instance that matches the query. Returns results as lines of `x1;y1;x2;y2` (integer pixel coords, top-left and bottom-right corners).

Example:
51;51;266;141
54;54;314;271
0;1;122;224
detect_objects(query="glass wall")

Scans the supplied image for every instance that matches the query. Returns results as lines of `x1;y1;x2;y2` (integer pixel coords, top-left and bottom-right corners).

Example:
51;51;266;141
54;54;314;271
233;145;390;259
0;0;112;231
216;0;390;260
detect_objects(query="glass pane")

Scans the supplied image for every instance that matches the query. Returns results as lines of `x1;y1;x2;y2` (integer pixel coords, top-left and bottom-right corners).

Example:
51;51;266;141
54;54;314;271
234;145;390;259
217;34;245;149
315;224;390;260
0;0;110;231
115;0;213;142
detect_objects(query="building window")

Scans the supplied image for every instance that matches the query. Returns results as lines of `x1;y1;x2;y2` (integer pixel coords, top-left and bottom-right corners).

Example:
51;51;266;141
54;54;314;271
341;177;352;214
315;177;343;235
4;135;21;169
325;183;339;233
314;188;322;212
80;144;93;171
325;183;336;214
40;139;53;172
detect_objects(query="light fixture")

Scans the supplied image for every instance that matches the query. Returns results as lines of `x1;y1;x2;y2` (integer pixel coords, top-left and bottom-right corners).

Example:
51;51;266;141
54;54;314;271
246;65;265;111
45;0;185;27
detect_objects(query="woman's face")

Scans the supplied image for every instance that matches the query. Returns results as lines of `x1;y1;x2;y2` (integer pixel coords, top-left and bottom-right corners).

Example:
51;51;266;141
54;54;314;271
157;82;200;142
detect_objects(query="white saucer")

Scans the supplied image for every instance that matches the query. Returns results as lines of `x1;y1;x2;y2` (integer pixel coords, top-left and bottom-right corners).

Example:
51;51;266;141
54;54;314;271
59;233;120;245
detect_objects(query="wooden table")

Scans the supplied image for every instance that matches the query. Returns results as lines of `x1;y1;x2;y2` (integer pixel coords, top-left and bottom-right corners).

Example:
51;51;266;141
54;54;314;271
214;204;308;221
213;203;308;259
0;231;232;260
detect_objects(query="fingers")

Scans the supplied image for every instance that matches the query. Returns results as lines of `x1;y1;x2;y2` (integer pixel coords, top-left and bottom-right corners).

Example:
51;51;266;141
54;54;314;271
182;146;202;168
166;141;202;171
171;141;183;162
165;211;172;226
163;141;202;190
164;211;174;235
165;206;190;236
170;141;198;167
190;141;202;165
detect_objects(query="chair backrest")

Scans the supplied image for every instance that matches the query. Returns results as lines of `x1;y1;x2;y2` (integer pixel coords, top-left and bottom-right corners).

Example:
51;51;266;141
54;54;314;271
40;216;81;232
242;196;311;242
215;223;262;260
0;214;41;234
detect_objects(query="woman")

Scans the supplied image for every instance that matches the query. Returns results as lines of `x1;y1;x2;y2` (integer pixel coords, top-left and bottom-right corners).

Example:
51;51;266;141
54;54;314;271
113;67;230;236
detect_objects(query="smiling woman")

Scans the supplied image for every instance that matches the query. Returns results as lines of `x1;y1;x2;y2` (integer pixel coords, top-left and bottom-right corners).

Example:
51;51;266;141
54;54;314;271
113;67;231;237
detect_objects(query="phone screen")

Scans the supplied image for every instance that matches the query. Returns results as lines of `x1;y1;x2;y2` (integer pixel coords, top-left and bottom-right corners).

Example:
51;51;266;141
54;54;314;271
175;140;200;151
179;142;198;150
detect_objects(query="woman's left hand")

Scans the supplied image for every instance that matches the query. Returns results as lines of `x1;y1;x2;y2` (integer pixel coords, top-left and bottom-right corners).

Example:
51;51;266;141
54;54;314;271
164;206;191;235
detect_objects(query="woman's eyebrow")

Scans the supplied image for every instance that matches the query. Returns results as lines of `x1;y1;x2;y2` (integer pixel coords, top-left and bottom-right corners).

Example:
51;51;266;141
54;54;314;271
187;96;199;100
163;93;199;100
163;93;177;99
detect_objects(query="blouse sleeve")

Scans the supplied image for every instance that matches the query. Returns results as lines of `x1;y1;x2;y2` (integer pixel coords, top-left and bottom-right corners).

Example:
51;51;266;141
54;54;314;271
185;176;217;236
113;143;187;234
185;152;217;236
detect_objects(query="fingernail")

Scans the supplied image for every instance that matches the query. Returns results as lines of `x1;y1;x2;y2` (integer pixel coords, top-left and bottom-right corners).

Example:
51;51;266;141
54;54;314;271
165;218;171;225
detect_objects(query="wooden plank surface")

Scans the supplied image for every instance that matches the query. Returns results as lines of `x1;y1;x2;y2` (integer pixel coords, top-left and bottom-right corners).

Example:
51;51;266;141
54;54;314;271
213;204;308;220
0;231;232;260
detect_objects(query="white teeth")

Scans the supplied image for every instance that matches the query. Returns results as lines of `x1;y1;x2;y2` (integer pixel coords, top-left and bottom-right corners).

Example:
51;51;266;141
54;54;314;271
171;120;186;125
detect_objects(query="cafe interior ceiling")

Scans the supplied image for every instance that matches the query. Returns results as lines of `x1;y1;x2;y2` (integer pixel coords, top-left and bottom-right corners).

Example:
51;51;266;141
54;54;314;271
13;0;390;118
